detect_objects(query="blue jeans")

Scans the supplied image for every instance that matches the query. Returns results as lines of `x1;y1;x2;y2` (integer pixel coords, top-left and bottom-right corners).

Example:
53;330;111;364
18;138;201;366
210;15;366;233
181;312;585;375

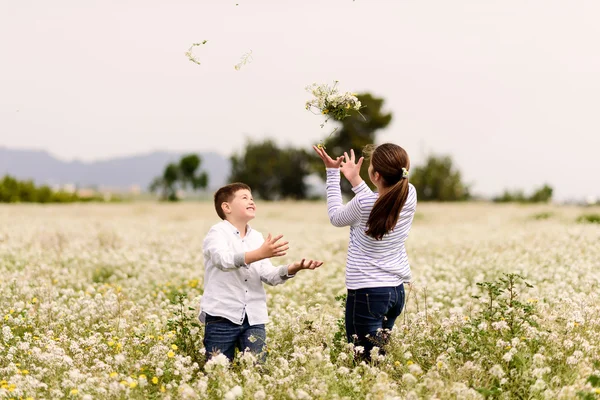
345;284;405;361
203;313;266;363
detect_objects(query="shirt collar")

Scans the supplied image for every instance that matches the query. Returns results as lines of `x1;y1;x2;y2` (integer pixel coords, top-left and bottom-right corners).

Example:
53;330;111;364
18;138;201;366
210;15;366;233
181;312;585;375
222;219;252;236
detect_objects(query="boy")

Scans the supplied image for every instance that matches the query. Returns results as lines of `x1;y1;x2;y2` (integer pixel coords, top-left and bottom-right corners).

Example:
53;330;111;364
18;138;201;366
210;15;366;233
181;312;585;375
200;182;323;362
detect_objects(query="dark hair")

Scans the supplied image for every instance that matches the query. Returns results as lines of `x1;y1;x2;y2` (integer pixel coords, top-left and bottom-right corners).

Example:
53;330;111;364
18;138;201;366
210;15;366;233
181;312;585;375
213;182;251;220
363;143;410;240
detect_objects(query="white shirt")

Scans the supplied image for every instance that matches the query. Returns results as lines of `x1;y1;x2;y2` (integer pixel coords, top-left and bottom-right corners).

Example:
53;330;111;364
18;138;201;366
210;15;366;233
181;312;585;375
326;168;417;290
200;220;293;326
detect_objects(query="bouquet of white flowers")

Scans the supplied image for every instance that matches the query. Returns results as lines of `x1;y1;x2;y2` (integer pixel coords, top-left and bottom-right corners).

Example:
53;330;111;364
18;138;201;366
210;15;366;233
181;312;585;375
305;81;363;148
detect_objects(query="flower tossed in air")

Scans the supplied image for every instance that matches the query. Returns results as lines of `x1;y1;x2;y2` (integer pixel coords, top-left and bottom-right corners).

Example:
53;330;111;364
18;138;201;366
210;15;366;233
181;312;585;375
305;81;363;148
305;81;362;124
234;50;253;70
185;41;207;66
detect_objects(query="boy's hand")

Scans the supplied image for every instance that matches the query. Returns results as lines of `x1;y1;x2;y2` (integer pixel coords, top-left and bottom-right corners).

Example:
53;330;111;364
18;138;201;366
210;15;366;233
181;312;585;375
340;149;364;188
287;258;324;276
313;145;343;169
245;234;289;264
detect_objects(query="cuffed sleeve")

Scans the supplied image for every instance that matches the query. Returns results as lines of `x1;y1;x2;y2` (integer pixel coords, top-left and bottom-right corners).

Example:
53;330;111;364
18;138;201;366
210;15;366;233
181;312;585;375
259;259;292;286
352;181;372;196
233;252;247;268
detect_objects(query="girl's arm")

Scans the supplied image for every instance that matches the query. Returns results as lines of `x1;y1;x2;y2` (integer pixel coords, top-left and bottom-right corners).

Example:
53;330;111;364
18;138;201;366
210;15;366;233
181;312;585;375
326;169;363;227
313;145;367;228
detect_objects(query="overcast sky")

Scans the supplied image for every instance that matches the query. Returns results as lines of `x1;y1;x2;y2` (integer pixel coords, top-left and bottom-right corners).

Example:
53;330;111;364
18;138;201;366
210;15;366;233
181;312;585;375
1;0;599;200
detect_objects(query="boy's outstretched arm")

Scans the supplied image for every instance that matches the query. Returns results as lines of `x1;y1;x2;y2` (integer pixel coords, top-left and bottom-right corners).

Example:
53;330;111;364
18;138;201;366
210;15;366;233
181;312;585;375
203;229;288;270
287;258;323;275
244;233;289;264
260;258;323;286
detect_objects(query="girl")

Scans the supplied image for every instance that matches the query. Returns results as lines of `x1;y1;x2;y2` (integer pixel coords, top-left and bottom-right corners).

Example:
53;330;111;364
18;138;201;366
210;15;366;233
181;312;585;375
313;143;417;360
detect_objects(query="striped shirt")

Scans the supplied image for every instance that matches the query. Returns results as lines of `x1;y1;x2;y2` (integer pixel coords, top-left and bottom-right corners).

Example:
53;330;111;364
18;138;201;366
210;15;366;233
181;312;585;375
325;168;417;290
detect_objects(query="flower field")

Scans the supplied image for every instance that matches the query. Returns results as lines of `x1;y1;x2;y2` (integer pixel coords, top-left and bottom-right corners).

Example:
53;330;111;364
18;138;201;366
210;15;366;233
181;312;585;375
1;202;599;399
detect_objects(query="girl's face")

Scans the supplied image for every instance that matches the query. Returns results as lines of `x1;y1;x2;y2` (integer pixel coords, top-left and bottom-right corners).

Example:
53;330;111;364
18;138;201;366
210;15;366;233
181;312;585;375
368;161;382;189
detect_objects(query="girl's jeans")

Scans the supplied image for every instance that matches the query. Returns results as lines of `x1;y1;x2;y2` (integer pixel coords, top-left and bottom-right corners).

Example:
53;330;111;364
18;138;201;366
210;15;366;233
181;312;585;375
203;313;266;363
345;284;405;360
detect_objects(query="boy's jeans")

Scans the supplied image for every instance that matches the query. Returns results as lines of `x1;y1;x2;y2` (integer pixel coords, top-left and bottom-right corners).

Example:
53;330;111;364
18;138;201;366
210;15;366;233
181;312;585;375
203;313;266;363
345;284;405;361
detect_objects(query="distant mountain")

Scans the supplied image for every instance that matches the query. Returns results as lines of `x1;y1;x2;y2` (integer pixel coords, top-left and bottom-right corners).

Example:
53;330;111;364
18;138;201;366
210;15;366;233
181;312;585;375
0;147;230;191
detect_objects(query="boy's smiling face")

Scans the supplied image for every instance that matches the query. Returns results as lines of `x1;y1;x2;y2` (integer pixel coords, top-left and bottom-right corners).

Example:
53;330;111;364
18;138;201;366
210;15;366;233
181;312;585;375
223;189;256;221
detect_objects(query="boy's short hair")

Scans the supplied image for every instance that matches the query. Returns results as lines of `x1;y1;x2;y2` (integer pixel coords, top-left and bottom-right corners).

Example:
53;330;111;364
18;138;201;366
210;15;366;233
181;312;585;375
214;182;252;220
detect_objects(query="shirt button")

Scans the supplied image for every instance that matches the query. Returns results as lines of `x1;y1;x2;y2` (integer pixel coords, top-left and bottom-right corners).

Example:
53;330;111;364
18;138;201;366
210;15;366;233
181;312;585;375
245;279;247;282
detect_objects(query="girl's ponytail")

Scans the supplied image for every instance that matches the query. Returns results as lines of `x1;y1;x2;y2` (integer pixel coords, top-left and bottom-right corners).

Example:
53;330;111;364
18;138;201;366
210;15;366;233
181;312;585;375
364;144;410;240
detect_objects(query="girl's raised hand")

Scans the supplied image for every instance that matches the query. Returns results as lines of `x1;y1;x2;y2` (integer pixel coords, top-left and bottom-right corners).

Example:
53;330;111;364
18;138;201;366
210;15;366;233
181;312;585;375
340;149;364;187
313;145;343;169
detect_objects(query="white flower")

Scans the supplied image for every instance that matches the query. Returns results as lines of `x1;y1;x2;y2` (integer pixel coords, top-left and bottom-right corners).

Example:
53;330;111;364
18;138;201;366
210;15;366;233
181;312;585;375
531;379;547;392
408;363;423;376
402;373;418;385
2;326;13;342
492;321;509;331
489;364;505;378
224;385;243;400
204;353;229;373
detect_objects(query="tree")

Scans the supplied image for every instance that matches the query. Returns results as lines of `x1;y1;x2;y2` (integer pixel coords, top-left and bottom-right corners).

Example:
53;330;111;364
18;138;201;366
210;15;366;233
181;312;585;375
229;139;312;200
528;184;553;203
410;155;470;201
313;93;393;195
493;184;553;203
150;154;208;201
0;175;80;203
277;147;312;200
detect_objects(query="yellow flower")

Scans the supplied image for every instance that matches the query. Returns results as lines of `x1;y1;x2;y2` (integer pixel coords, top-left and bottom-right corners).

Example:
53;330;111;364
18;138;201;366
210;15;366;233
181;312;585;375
167;351;175;358
322;109;329;114
160;385;166;393
158;335;164;341
505;346;511;350
32;297;38;304
152;377;159;384
109;372;118;378
108;341;115;347
595;388;600;394
21;369;29;375
407;360;414;366
129;381;138;388
26;397;34;400
394;361;401;367
9;309;14;314
120;380;128;386
139;374;146;380
116;343;122;350
188;279;198;288
70;388;79;395
148;335;155;339
171;344;178;350
3;315;8;321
